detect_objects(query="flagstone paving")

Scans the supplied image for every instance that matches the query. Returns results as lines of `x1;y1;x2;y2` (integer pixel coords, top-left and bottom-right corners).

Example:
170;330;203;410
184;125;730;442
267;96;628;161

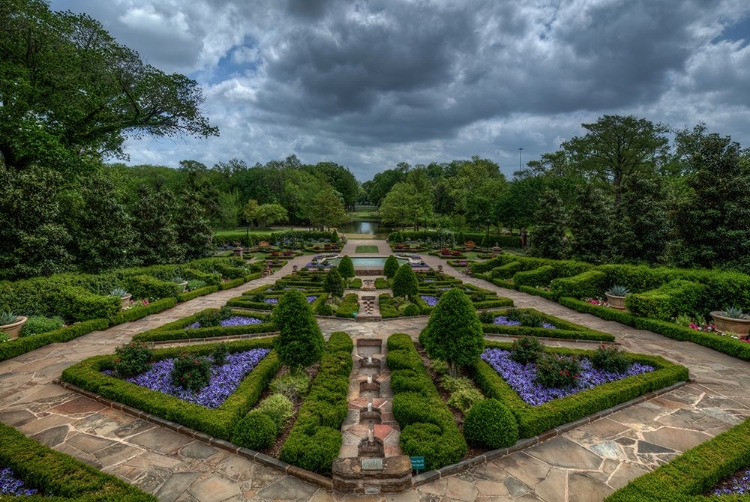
1;236;749;501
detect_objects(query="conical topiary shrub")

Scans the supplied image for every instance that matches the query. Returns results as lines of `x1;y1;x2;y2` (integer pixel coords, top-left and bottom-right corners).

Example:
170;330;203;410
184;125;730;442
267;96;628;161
324;266;345;298
272;290;325;370
419;288;484;375
338;255;355;281
383;255;400;279
392;263;418;298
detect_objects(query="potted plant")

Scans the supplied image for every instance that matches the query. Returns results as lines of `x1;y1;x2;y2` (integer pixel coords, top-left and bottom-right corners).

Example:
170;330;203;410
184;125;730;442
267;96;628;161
110;287;132;309
605;285;629;311
171;276;188;292
710;306;750;338
0;311;28;339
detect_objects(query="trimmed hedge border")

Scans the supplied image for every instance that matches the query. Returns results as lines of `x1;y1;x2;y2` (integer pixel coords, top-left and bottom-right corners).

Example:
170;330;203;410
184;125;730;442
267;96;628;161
481;308;615;342
278;332;353;475
220;277;246;290
335;293;360;317
0;319;109;362
558;297;750;361
61;338;279;441
605;417;750;501
177;285;220;302
110;297;178;325
518;285;559;301
0;422;156;501
474;341;689;439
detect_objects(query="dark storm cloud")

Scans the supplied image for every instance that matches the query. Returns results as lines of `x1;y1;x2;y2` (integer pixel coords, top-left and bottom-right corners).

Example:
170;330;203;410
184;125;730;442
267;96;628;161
46;0;750;179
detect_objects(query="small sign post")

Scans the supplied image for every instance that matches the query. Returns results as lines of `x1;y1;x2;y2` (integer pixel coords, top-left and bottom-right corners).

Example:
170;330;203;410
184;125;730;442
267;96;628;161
410;456;425;474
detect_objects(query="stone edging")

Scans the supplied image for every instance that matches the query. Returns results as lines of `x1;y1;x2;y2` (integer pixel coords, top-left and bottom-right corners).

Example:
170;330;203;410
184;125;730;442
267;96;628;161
54;379;334;490
145;332;280;346
412;380;688;487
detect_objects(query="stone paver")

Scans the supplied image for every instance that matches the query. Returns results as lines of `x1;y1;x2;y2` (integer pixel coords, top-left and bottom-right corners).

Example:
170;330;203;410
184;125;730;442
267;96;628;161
1;235;749;501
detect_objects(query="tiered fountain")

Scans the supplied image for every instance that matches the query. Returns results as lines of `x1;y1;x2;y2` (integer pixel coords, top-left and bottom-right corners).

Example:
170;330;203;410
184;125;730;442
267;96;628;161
333;338;411;494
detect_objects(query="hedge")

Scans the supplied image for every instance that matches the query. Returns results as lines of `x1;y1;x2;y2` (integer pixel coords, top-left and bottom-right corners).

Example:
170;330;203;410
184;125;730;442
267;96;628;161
109;297;178;325
518;285;559;302
219;277;246;290
474;341;689;438
388;231;522;248
481;308;615;341
278;332;352;474
176;285;220;302
335;293;360;318
626;279;706;321
0;422;157;501
132;309;274;342
558;297;750;361
213;229;338;247
122;274;184;301
550;270;608;300
0;318;109;362
61;338;279;440
606;417;750;501
387;333;467;471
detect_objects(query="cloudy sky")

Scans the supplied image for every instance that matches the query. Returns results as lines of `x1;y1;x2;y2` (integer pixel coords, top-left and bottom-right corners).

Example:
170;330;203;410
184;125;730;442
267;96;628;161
49;0;750;181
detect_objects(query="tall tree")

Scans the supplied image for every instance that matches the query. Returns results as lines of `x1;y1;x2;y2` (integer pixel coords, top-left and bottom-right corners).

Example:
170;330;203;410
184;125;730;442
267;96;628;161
529;190;568;259
563;115;669;202
568;184;611;264
0;0;218;172
307;186;348;230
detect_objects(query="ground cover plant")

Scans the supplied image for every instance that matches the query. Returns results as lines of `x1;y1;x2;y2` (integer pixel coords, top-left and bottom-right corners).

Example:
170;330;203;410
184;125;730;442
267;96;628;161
132;308;275;342
473;340;689;438
355;245;379;253
479;307;615;341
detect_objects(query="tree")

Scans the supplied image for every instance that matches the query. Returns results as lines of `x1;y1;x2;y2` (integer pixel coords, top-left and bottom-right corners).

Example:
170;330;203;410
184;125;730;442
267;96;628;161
242;199;260;227
307;185;348;230
568;184;611;264
255;203;288;229
392;264;418;299
129;185;182;265
383;255;400;279
305;162;359;210
0;0;218;172
174;191;214;260
563;115;669;202
419;288;484;376
338;256;355;282
529;190;568;259
272;290;325;370
323;267;345;298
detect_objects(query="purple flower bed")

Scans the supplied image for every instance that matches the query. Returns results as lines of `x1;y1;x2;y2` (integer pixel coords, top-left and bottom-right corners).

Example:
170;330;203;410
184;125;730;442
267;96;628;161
113;349;270;408
264;298;279;304
420;295;439;306
492;316;557;329
713;468;750;495
481;348;654;406
186;316;263;329
306;295;318;303
0;467;37;496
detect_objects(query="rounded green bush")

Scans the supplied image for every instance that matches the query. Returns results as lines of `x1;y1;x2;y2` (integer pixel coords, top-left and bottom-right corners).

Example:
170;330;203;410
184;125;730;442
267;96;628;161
232;410;277;450
256;394;293;432
447;388;484;413
315;303;335;316
20;315;65;336
399;422;467;471
171;353;211;392
463;398;519;449
338;255;355;279
392;263;419;298
386;333;414;351
278;425;342;475
323;267;344;298
383;255;400;279
402;303;421;316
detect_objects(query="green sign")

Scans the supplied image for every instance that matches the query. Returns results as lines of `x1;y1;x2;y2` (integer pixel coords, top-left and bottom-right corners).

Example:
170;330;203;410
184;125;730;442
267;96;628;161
410;456;425;470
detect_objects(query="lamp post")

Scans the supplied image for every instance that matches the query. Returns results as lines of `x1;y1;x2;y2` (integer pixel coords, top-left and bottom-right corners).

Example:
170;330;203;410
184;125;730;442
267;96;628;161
485;218;491;250
519;147;523;170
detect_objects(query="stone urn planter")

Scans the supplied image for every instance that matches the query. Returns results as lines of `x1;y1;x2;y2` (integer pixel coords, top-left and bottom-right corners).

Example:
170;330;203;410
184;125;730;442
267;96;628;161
710;311;750;338
605;285;629;311
120;293;132;309
0;316;28;339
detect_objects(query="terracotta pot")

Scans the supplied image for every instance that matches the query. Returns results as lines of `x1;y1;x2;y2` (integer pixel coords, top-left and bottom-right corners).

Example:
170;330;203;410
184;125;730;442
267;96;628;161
1;316;28;339
710;311;750;337
605;293;627;311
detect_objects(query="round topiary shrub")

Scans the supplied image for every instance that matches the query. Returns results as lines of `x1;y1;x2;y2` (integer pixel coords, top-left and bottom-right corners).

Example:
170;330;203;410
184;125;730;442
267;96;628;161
338;255;355;280
232;410;277;450
402;303;421;316
316;303;335;316
256;394;293;432
383;255;400;279
392;263;419;298
272;290;325;370
463;398;519;449
399;422;467;471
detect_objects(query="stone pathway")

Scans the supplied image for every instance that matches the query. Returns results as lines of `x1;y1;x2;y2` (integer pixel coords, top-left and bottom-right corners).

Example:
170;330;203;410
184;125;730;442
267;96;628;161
1;238;749;501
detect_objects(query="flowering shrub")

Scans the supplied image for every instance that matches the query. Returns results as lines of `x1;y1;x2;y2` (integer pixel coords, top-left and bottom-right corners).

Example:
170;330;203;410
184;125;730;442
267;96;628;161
481;348;655;406
115;349;270;408
171;353;212;392
123;298;150;310
0;467;37;496
590;344;630;373
586;298;607;307
113;342;154;378
535;354;581;389
509;336;544;364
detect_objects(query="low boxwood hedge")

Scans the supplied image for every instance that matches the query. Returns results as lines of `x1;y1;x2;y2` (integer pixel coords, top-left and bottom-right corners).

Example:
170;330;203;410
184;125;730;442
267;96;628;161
387;333;467;471
0;318;109;362
474;341;689;439
518;285;559;301
626;279;706;321
278;332;352;475
0;422;156;501
61;338;279;440
110;297;178;325
220;277;246;290
550;270;608;300
605;418;750;501
176;285;220;302
335;293;360;317
558;297;750;361
481;308;615;341
131;309;274;342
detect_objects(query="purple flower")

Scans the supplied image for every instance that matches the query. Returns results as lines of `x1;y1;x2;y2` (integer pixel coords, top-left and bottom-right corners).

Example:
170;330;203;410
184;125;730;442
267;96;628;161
420;295;439;307
0;467;38;496
493;316;521;326
264;298;279;304
714;468;750;495
306;296;318;303
114;349;270;409
481;348;654;406
220;316;263;327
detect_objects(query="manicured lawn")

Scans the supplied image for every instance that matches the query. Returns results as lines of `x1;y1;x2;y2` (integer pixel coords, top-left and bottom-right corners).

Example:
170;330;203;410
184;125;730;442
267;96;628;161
355;245;379;253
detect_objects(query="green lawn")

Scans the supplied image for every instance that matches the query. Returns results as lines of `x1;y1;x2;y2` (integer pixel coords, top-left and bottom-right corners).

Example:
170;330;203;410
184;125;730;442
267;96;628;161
355;245;379;253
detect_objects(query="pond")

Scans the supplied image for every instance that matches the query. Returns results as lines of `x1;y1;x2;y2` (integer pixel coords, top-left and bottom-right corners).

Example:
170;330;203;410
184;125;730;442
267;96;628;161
336;220;387;234
325;257;408;267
